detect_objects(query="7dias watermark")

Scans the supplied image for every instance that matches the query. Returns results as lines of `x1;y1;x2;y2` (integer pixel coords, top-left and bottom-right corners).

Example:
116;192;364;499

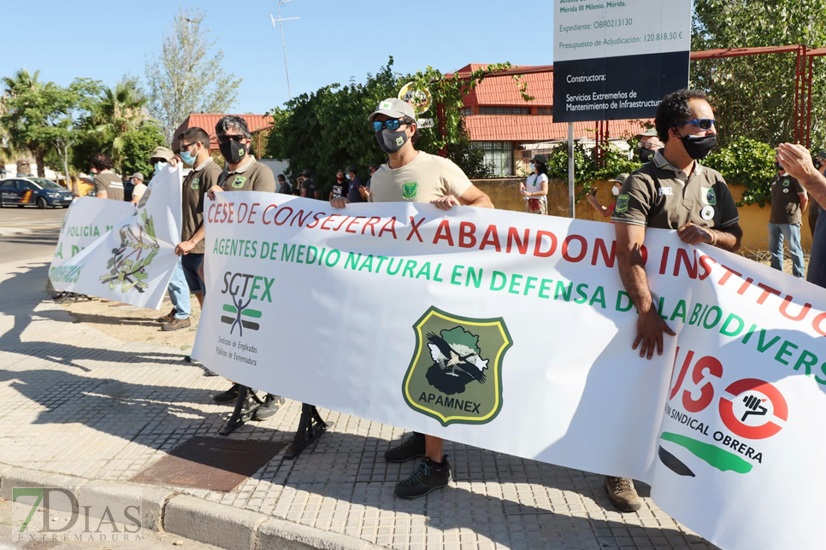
11;487;144;543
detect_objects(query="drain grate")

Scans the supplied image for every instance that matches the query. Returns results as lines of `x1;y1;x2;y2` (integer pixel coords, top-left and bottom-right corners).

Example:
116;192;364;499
131;436;286;492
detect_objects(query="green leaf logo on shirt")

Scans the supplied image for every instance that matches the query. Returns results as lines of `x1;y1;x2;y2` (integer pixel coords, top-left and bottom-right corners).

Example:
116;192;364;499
231;176;246;189
615;193;630;213
705;188;717;206
402;181;418;200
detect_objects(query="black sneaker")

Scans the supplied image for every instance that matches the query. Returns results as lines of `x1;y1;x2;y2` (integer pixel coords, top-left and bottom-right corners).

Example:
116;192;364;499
213;383;241;404
252;394;285;421
384;432;426;463
394;456;451;499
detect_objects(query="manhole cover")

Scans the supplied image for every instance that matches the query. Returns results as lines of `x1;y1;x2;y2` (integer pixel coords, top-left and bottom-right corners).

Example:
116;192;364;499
131;437;286;492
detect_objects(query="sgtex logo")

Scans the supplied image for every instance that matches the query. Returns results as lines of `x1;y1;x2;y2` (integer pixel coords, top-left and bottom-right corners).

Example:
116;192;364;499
12;487;142;542
403;307;512;426
220;271;274;336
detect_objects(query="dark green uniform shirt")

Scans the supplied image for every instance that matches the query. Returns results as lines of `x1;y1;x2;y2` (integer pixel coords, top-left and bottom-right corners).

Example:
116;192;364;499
184;158;222;255
612;150;739;230
218;157;276;193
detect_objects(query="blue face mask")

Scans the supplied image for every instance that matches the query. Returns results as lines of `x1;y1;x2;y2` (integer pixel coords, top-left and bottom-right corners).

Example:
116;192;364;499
180;150;196;166
345;173;352;181
154;161;168;173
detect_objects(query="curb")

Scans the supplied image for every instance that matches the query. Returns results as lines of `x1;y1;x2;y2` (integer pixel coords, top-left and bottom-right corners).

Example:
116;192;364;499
0;464;384;550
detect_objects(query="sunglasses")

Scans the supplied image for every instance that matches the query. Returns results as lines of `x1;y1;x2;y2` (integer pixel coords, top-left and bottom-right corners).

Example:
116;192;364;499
684;118;716;130
217;134;246;144
371;119;406;132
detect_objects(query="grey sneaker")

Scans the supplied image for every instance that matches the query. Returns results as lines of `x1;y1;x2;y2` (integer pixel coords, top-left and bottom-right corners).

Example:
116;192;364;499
395;456;451;499
384;432;426;463
604;476;642;512
252;394;285;421
162;317;191;331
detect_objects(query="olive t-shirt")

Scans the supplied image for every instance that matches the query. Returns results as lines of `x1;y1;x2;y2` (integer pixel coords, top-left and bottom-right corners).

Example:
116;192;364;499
218;157;276;193
769;173;805;225
611;151;739;230
94;170;124;201
184;158;222;254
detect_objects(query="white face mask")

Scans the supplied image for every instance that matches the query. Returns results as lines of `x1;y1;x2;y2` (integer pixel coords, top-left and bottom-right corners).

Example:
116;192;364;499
612;186;621;196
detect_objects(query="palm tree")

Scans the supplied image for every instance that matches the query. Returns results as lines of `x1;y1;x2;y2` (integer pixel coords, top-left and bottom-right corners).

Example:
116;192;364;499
1;69;47;176
91;77;149;169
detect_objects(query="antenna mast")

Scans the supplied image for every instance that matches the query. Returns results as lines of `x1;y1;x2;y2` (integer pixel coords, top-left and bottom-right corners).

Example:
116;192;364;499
270;0;300;100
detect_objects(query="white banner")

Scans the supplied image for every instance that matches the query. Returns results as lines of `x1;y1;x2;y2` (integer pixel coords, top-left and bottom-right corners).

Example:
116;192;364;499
190;193;824;550
48;167;183;309
51;197;135;264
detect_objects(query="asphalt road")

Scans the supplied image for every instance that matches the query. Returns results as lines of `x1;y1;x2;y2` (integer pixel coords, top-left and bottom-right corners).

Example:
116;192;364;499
0;206;66;265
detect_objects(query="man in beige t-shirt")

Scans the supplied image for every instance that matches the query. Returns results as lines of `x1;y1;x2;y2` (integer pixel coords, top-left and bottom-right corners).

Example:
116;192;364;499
332;97;492;499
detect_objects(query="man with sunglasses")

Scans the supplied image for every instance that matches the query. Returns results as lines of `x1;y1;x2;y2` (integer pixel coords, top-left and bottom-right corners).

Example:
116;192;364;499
331;97;493;499
635;128;664;163
609;89;742;512
172;127;222;312
205;115;282;420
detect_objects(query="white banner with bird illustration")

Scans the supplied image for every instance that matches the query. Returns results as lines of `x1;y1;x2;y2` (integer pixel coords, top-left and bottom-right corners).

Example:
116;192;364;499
48;166;183;309
191;192;824;550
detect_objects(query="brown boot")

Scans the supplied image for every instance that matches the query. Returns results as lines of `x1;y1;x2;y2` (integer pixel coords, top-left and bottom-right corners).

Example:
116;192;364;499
604;476;642;512
156;308;176;323
162;317;191;331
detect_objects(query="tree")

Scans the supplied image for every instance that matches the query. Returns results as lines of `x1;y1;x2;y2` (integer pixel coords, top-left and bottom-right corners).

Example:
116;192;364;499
119;122;167;178
1;69;100;183
90;76;150;168
265;58;524;189
691;0;826;147
266;59;400;192
145;9;242;143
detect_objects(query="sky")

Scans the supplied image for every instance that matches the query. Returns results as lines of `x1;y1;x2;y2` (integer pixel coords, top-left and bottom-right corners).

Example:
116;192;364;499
1;0;553;115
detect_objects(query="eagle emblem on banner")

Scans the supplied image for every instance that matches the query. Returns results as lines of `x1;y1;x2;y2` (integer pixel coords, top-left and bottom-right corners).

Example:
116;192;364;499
402;307;512;426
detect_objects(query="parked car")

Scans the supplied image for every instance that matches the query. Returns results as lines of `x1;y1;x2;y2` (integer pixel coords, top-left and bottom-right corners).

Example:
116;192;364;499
0;177;74;208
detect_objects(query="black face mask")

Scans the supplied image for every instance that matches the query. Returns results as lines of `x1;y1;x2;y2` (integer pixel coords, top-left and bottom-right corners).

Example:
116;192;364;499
375;128;409;154
775;161;784;170
639;147;654;162
219;139;247;164
680;133;717;160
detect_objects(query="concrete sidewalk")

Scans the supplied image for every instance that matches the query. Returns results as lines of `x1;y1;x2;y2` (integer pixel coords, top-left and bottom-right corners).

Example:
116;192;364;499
0;257;716;550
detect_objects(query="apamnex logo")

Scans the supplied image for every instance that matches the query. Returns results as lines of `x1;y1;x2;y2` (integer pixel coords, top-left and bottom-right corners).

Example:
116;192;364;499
403;307;512;426
220;271;274;335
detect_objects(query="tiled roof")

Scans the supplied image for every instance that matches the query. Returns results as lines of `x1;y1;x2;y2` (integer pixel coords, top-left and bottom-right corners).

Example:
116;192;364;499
173;114;274;151
449;64;652;142
453;64;554;107
463;115;651;142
